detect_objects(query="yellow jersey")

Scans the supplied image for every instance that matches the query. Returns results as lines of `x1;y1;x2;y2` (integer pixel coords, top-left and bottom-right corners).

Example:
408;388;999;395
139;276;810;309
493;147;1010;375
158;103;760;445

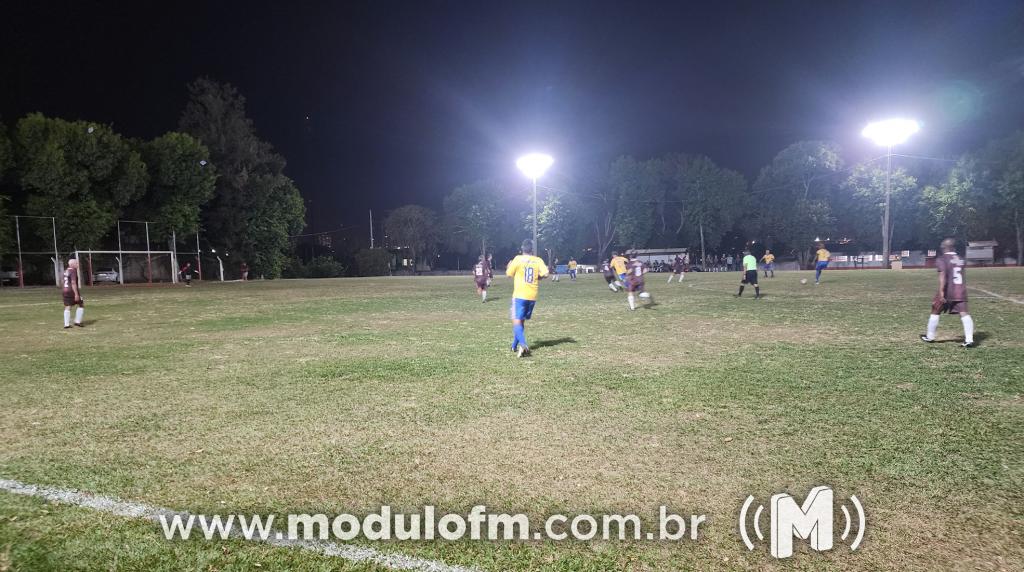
610;256;629;275
762;253;775;264
816;248;830;262
568;260;577;270
506;254;549;301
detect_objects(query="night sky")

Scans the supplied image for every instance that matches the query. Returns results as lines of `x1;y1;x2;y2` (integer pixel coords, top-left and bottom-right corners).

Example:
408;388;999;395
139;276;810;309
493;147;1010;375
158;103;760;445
3;1;1023;233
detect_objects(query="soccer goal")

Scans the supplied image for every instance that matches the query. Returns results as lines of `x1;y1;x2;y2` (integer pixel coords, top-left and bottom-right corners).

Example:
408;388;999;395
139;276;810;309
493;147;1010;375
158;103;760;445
74;250;179;286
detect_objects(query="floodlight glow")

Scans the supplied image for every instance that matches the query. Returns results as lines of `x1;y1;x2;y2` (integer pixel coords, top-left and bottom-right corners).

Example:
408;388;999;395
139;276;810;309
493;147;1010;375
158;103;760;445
861;119;920;147
516;153;554;180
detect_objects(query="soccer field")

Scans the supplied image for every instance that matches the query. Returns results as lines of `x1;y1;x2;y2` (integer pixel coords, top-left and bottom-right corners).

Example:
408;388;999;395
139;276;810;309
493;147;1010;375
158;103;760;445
1;269;1022;571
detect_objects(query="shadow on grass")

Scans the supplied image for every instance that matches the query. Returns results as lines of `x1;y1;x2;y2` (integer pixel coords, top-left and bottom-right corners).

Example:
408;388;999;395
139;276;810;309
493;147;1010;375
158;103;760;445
531;337;577;349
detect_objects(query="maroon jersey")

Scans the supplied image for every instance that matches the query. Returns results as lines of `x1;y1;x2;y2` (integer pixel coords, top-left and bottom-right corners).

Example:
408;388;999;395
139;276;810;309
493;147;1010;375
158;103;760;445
62;268;78;293
936;252;967;302
626;259;645;290
672;257;684;272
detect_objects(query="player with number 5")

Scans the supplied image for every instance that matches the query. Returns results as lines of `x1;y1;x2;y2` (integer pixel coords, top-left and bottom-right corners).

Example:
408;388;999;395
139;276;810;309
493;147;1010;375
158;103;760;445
921;238;975;347
506;239;549;357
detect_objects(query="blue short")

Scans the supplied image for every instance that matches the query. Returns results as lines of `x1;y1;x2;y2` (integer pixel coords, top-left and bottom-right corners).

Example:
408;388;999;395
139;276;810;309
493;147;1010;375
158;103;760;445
815;261;829;270
617;273;626;282
511;298;536;320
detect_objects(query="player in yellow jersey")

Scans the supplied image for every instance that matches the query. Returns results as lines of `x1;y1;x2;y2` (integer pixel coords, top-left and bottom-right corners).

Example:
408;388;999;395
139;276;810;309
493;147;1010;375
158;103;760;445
506;239;549;357
568;257;578;281
814;242;830;285
761;249;775;278
610;251;629;289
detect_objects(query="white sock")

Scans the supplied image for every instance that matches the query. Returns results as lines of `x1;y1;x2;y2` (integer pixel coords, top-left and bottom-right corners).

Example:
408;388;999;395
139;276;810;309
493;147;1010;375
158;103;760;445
961;315;974;343
64;309;71;327
926;314;939;340
75;307;84;325
628;294;636;310
667;275;673;283
482;291;487;302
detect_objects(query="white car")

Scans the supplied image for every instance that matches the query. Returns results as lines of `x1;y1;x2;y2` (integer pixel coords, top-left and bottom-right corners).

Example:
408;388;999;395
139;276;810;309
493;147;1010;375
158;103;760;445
92;269;119;283
0;269;18;284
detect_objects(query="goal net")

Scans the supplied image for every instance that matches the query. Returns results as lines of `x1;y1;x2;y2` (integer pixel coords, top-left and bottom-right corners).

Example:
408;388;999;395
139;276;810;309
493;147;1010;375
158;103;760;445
74;250;178;286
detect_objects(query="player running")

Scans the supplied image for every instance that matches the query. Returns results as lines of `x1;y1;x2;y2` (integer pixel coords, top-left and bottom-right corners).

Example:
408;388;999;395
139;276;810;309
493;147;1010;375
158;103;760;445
473;254;491;302
62;259;85;329
761;249;775;278
568;257;578;281
180;261;193;286
626;253;653;310
610;251;629;289
506;239;549;357
601;259;619;291
814;242;830;284
735;249;761;299
551;257;560;282
921;238;975;348
666;253;685;283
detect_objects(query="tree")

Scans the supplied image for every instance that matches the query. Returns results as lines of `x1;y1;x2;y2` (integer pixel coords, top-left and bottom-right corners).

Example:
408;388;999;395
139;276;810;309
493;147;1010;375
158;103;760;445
179;78;305;277
385;205;439;269
985;132;1024;265
354;248;391;276
0;123;13;257
133;132;216;240
671;154;748;264
842;162;917;250
753;141;843;267
443;180;504;257
14;113;147;250
609;156;661;249
533;192;587;263
918;156;994;247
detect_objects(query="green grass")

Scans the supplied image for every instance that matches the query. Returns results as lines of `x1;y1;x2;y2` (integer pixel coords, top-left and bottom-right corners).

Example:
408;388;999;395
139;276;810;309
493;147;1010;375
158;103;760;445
1;269;1022;571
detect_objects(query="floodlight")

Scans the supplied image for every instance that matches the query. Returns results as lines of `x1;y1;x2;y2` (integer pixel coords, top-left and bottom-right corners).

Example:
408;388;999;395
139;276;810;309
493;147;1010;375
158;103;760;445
861;119;920;147
516;153;554;180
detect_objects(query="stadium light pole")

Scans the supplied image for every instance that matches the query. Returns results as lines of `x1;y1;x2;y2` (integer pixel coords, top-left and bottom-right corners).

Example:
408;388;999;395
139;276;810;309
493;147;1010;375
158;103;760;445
861;118;920;269
516;153;554;252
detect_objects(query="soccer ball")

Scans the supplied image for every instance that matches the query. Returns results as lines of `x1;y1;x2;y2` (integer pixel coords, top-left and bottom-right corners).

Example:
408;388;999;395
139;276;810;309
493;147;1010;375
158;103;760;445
800;278;808;285
639;292;651;299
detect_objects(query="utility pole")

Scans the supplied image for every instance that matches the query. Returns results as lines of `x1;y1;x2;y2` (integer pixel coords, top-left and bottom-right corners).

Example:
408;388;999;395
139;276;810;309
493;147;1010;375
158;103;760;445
369;209;375;249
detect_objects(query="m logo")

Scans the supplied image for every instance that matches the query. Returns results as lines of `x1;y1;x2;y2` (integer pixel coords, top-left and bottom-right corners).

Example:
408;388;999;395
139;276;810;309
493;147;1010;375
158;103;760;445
739;486;865;559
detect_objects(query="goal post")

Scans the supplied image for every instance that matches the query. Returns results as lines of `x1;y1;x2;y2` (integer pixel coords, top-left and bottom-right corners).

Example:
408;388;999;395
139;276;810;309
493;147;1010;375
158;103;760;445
73;250;178;287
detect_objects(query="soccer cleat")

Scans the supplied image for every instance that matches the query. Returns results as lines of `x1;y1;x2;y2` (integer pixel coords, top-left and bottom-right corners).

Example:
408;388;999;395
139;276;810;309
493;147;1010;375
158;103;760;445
920;335;935;343
517;346;529;358
961;341;974;348
74;322;84;327
63;325;71;329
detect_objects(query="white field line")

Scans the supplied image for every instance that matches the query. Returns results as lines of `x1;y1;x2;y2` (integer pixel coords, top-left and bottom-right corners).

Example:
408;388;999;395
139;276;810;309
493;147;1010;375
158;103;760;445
0;478;480;572
970;286;1024;305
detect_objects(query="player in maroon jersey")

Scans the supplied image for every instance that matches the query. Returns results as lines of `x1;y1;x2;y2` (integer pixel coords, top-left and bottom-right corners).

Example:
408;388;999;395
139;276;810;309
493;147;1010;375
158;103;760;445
666;253;685;283
625;254;652;310
473;255;491;302
921;238;975;347
61;259;85;329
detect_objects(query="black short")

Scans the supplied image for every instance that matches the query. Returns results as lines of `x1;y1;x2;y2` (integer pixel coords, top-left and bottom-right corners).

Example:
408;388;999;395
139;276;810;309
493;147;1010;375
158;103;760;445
62;293;84;307
742;270;758;285
604;274;615;283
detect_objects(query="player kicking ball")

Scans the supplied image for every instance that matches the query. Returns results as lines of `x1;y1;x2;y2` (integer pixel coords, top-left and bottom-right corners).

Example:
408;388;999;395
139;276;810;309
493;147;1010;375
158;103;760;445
921;238;975;348
734;249;761;299
814;242;830;285
626;254;652;310
506;239;549;357
610;251;629;290
61;259;85;329
473;255;491;302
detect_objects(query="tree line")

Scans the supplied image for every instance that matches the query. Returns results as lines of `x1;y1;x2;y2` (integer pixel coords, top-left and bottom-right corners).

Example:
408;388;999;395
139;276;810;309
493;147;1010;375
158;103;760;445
0;78;305;277
387;136;1024;270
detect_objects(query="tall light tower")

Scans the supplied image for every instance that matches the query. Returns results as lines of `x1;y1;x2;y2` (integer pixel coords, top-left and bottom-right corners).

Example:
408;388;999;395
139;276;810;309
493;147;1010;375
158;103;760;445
862;118;920;269
516;153;554;252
